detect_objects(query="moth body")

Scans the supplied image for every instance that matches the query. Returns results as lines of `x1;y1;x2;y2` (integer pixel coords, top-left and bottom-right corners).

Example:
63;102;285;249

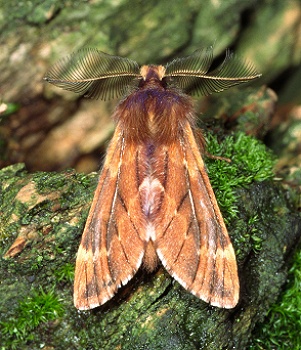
44;47;261;310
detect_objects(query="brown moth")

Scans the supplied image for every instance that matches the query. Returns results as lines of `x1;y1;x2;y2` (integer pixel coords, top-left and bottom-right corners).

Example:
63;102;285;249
44;46;261;310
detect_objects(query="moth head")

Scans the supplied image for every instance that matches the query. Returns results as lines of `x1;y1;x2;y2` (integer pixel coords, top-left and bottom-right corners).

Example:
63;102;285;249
140;65;166;81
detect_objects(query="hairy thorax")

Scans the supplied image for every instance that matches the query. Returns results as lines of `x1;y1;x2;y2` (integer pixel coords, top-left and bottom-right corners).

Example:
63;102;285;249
114;68;195;144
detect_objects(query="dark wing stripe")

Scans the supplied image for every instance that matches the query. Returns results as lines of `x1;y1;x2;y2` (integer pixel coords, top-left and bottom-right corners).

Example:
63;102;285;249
162;151;169;188
172;219;194;265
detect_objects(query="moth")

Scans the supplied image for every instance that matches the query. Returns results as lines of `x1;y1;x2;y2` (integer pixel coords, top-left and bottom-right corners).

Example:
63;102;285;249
44;46;261;310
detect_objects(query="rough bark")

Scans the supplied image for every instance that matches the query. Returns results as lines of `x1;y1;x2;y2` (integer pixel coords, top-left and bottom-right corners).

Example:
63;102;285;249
1;1;301;349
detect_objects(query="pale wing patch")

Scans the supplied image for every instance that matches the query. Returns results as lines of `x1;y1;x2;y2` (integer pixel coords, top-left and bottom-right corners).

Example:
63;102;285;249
139;176;165;220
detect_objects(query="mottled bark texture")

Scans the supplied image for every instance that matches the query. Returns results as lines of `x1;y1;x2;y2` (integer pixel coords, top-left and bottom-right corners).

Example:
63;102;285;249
1;1;301;349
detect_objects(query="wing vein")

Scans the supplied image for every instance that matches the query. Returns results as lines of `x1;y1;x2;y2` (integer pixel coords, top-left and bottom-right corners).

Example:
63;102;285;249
161;191;189;238
172;220;194;265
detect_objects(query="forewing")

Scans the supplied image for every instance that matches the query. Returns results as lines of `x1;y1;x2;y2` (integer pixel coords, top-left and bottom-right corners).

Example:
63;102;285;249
154;124;239;308
74;127;146;310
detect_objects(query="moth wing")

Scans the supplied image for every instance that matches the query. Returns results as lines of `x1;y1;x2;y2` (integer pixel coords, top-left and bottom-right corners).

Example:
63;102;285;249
74;127;146;310
154;125;239;308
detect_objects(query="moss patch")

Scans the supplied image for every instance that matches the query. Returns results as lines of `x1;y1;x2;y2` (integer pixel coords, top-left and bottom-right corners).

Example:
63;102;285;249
205;131;275;223
0;287;64;349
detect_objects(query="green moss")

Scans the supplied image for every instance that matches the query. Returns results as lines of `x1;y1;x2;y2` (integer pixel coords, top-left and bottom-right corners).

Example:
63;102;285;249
205;131;275;223
0;165;30;245
32;170;74;194
250;248;301;349
247;214;263;252
54;262;74;283
0;287;64;349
